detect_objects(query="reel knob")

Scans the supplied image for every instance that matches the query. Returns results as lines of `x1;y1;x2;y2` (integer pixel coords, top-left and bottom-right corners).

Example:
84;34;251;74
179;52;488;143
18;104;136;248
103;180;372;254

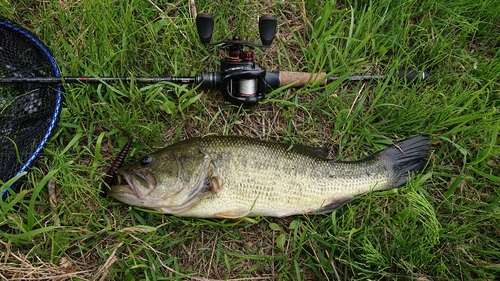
196;13;214;44
258;15;277;46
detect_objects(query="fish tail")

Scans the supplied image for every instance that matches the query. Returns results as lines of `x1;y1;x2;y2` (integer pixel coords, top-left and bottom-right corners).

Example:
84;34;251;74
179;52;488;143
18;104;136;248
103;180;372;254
311;136;430;215
380;135;431;188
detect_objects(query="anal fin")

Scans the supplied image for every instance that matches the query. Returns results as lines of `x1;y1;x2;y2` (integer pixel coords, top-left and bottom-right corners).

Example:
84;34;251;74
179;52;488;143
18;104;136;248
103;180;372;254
311;197;353;215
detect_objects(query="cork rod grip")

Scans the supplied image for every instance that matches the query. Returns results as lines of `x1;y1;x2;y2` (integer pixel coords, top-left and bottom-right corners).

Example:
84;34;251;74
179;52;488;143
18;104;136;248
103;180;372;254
279;71;328;87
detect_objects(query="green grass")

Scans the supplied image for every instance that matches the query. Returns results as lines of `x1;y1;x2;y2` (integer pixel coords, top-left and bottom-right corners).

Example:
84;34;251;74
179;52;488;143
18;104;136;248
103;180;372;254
1;0;499;280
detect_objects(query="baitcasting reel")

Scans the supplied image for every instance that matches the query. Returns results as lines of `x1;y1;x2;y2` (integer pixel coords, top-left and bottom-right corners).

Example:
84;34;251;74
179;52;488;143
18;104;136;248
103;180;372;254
194;13;277;106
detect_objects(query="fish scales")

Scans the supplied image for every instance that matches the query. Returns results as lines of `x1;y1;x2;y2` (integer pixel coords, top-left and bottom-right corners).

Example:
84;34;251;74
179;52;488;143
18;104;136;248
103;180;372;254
108;135;430;218
179;137;390;217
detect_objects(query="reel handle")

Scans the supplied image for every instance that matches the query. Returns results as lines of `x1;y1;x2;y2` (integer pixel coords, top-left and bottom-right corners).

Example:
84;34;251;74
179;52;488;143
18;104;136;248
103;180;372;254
196;13;214;44
258;15;277;46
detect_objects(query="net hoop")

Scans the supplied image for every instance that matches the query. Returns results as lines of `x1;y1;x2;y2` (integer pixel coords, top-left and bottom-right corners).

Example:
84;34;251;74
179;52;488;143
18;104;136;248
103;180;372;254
0;19;63;196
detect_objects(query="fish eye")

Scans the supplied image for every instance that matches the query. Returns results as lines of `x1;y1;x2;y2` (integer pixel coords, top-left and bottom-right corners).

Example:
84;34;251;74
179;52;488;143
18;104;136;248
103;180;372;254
140;155;153;167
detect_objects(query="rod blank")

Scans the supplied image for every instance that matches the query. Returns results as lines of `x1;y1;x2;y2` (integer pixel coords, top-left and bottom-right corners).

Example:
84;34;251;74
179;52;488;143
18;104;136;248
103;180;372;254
0;70;428;89
0;76;197;84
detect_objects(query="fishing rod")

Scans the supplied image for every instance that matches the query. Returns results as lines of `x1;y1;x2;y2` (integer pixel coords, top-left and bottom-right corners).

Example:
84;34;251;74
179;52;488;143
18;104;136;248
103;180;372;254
0;14;428;197
0;13;428;107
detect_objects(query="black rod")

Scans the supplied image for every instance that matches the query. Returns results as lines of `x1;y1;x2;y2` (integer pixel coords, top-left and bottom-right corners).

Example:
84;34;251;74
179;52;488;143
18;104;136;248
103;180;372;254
327;70;429;83
0;76;198;84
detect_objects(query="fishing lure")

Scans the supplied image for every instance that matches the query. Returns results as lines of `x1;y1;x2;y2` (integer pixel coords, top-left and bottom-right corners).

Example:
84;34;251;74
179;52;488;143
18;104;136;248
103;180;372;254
102;123;132;196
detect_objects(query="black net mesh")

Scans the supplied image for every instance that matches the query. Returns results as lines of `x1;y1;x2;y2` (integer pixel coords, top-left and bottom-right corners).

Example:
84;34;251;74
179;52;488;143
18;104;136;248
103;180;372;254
0;19;61;193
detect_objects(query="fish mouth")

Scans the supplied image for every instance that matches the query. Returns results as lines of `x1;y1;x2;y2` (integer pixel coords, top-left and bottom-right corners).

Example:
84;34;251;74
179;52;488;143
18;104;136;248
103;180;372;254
107;172;135;195
108;183;135;195
107;168;156;199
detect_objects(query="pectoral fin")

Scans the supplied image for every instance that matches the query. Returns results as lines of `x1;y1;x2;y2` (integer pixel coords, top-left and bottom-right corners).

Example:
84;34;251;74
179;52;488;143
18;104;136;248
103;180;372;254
214;208;250;219
156;196;202;214
210;176;221;194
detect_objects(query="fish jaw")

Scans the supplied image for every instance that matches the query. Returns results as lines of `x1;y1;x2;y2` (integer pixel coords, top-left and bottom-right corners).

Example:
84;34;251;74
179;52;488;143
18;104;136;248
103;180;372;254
107;183;146;207
107;167;157;207
119;168;157;199
109;184;135;195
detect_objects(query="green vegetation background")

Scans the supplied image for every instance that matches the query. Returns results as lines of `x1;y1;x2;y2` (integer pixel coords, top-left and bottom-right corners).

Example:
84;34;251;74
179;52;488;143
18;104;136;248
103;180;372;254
1;0;499;280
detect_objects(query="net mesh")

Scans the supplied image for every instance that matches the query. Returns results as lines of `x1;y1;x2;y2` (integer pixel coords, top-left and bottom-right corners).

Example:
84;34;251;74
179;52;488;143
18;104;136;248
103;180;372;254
0;19;62;194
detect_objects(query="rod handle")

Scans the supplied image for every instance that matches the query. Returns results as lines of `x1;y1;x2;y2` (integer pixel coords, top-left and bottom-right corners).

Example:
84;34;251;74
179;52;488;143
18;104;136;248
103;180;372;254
279;71;328;87
395;69;429;82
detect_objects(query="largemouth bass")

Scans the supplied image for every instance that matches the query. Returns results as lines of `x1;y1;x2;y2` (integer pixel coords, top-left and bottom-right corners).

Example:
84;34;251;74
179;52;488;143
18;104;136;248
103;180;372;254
108;136;430;218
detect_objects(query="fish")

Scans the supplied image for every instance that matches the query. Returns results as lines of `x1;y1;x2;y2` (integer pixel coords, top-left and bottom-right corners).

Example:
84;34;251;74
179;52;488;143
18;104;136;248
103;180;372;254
107;135;430;218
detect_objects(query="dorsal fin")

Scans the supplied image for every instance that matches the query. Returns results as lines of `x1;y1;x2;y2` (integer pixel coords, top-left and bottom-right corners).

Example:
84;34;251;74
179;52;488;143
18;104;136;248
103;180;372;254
293;144;329;158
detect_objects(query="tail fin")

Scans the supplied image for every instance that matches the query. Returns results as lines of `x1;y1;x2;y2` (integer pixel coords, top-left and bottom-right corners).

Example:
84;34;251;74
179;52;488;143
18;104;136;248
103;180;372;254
380;135;431;188
311;136;430;215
